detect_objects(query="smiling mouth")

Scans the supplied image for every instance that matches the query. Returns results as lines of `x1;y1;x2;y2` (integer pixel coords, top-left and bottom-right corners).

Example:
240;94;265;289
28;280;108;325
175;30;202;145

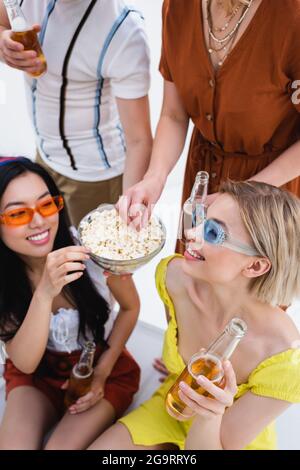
185;248;206;261
27;229;50;242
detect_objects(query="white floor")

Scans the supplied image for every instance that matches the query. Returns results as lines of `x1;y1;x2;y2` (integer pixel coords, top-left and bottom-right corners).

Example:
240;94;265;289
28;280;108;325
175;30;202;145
0;0;299;449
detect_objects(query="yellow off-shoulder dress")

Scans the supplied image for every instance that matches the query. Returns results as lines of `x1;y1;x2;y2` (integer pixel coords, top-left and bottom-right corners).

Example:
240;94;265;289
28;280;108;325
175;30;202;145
120;256;300;450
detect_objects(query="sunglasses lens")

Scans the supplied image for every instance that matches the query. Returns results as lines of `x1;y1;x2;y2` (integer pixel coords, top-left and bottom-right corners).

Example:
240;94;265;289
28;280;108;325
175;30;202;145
55;195;64;211
5;208;32;225
39;196;63;216
204;220;225;245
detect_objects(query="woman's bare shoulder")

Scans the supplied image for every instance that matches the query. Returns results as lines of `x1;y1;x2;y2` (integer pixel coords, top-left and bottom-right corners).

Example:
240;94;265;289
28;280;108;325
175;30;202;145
257;306;300;358
165;257;187;297
272;309;300;349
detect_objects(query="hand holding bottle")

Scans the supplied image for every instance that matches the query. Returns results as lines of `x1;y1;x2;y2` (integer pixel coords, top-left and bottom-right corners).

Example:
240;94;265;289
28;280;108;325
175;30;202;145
62;342;110;414
63;368;109;414
166;318;247;420
2;0;46;76
66;372;107;414
178;360;237;419
0;24;43;74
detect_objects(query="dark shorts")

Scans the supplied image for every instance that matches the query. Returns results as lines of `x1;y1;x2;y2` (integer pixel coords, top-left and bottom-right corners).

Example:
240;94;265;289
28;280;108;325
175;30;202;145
4;347;140;419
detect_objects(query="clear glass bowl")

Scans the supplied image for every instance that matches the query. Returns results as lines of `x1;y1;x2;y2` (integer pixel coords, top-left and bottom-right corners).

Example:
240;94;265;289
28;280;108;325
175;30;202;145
77;204;166;275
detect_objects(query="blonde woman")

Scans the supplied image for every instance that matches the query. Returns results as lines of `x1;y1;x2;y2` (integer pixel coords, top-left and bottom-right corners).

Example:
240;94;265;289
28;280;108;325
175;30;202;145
119;0;300;245
89;181;300;450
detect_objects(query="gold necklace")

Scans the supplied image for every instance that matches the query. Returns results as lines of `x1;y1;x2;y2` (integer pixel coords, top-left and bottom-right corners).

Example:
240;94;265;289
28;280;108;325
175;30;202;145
208;26;240;67
207;0;253;44
207;2;246;67
212;2;241;33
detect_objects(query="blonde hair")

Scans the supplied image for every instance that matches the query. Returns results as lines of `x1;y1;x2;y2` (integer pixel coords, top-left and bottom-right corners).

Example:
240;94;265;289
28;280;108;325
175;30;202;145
222;0;251;15
219;181;300;306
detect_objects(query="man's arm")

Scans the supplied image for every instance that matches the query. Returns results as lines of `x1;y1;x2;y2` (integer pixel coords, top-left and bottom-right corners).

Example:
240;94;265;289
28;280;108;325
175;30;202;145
116;95;153;191
0;1;10;61
0;1;42;73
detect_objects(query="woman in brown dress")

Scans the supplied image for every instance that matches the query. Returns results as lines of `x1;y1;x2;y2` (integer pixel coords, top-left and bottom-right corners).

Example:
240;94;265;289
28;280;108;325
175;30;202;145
119;0;300;252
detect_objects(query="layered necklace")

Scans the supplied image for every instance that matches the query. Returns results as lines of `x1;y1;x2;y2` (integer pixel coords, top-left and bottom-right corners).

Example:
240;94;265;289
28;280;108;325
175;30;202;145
206;0;254;67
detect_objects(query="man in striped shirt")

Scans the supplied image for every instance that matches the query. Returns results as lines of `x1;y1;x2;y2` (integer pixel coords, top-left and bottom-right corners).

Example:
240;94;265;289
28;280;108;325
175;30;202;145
0;0;152;226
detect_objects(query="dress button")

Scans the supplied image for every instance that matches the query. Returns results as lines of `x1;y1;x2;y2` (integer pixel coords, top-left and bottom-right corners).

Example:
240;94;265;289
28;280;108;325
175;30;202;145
209;79;215;88
212;172;217;178
206;113;213;121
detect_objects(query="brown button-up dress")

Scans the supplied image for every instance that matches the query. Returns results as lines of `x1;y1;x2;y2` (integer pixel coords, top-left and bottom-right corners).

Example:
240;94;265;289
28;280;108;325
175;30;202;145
160;0;300;251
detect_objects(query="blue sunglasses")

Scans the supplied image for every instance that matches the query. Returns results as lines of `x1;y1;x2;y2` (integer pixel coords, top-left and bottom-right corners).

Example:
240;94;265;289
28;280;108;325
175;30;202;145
204;218;260;256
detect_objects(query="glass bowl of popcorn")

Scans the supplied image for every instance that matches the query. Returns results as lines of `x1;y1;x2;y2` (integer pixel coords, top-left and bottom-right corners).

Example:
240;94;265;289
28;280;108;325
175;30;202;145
78;204;166;275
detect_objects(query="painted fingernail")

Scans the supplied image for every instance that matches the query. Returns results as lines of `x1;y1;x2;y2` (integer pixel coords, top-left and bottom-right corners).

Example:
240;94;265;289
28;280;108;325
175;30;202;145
179;381;187;389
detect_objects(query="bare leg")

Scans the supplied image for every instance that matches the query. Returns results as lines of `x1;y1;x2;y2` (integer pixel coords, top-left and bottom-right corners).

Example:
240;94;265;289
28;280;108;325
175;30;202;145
0;386;58;450
44;398;116;450
88;422;178;450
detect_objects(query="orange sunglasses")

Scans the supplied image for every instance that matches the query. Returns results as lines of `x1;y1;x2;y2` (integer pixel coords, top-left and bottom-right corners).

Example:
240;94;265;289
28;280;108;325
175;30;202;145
0;195;64;226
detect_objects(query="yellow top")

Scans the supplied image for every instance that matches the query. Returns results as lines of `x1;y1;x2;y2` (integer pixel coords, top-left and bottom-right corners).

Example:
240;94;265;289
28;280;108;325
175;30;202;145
120;255;300;450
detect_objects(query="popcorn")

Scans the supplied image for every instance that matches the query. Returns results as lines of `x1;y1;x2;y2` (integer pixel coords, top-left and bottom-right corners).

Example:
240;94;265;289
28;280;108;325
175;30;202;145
80;208;164;260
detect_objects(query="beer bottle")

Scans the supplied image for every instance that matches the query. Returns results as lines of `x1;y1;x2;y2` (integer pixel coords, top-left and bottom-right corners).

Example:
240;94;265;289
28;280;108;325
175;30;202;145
64;341;96;409
166;317;247;420
180;171;209;250
190;170;209;205
3;0;47;77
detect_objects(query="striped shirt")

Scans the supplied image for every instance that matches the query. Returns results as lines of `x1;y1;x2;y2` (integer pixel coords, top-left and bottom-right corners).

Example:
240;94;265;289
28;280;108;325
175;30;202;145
20;0;150;181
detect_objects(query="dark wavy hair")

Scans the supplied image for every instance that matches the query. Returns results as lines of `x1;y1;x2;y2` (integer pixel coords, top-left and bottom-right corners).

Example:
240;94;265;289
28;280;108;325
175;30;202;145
0;158;110;346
